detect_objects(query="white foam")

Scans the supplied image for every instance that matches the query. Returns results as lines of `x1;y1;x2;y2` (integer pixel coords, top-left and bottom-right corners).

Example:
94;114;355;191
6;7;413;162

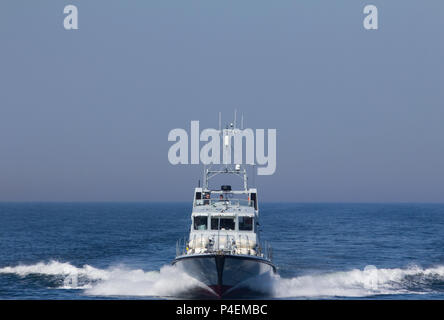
0;260;105;280
84;265;206;297
0;260;205;297
2;261;444;298
246;264;444;298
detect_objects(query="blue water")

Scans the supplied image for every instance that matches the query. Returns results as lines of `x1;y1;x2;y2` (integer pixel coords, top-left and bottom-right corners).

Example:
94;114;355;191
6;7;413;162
1;202;444;299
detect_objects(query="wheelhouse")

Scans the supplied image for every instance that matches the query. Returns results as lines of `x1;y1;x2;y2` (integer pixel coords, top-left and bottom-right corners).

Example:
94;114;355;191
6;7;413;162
191;213;255;232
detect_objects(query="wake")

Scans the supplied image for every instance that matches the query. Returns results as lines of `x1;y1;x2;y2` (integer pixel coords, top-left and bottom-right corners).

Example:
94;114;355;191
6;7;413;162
245;264;444;298
2;261;444;298
0;260;205;297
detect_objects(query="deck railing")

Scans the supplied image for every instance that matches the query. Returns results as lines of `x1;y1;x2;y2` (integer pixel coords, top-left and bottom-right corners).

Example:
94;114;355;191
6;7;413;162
194;198;253;207
175;234;273;261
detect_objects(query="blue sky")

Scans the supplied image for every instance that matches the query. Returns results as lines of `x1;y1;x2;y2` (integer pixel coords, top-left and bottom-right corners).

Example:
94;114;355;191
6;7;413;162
0;1;443;202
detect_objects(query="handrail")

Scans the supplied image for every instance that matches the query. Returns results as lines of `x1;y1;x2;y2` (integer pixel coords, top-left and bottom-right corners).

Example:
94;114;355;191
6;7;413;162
194;198;253;207
175;234;273;261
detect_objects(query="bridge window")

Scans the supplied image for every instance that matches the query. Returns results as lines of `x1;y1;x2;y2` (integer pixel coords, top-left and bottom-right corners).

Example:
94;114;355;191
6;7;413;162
211;217;235;231
239;216;253;231
193;216;208;230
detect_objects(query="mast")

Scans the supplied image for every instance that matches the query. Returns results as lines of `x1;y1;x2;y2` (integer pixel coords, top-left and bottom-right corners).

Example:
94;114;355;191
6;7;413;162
202;111;250;192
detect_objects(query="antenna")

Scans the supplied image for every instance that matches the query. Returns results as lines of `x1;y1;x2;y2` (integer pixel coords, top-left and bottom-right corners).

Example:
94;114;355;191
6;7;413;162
203;164;207;189
241;113;244;129
234;109;237;129
218;112;221;131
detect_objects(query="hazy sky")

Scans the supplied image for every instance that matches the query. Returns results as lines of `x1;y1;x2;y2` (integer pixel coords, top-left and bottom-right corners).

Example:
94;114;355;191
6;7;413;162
0;1;443;202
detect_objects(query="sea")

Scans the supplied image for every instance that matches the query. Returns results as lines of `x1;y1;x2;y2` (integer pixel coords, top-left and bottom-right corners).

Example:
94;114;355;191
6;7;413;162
1;202;444;300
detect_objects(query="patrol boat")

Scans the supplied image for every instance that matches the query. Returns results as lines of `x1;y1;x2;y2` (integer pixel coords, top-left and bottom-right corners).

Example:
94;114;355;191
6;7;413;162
172;118;276;298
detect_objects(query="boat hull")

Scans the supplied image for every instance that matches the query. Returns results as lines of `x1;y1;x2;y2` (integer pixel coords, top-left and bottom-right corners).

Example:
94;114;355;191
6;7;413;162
172;254;276;298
